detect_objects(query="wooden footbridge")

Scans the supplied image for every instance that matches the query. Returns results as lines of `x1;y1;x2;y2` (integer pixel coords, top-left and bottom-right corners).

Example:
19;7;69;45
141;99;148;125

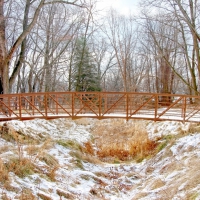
0;91;200;122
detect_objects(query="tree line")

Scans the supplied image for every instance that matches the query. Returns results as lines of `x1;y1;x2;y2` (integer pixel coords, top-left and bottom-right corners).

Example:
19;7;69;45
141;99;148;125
0;0;199;96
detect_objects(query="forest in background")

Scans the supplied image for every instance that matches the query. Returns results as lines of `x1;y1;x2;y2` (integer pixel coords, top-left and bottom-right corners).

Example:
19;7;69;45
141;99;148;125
0;0;200;95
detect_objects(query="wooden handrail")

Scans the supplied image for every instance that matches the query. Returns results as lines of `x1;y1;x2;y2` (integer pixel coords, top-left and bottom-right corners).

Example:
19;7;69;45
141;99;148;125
0;91;200;122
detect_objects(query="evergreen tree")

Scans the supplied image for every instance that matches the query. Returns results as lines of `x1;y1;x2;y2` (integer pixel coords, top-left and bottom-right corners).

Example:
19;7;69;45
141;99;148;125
73;38;101;92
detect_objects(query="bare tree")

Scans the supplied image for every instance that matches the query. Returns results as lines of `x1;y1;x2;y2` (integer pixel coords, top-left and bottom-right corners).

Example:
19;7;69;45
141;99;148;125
104;10;142;92
140;0;200;95
0;0;87;94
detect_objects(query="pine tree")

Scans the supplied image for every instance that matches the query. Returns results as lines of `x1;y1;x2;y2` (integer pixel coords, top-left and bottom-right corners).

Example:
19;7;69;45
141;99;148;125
73;38;101;92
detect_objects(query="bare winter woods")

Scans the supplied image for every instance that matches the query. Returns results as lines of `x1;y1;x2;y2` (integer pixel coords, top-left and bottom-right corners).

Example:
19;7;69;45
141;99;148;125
0;0;200;95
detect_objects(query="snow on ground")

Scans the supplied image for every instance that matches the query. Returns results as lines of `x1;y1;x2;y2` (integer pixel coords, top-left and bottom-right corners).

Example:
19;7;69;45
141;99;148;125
0;118;200;200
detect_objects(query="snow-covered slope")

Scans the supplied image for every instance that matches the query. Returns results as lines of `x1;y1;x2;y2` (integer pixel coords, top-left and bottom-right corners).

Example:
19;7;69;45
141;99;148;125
0;118;199;200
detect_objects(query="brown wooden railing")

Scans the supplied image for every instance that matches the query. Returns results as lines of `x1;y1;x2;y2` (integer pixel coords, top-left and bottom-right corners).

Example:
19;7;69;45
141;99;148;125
0;91;200;122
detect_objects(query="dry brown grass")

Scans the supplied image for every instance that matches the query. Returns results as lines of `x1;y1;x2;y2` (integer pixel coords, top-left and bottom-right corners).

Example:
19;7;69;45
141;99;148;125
91;119;157;162
135;152;200;199
82;141;95;155
16;189;36;200
149;178;166;190
0;145;13;154
0;158;9;184
37;193;52;200
0;123;36;144
131;192;148;200
25;145;40;156
56;189;75;199
187;123;200;134
46;166;59;181
6;157;35;178
32;138;55;164
40;138;54;150
39;152;58;167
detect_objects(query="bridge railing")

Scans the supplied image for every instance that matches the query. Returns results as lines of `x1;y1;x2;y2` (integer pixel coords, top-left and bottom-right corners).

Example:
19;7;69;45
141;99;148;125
0;92;200;122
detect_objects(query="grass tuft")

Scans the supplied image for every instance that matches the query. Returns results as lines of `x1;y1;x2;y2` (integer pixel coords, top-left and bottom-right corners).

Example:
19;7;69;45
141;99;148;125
56;189;74;199
6;158;35;178
39;152;58;167
57;139;81;151
37;193;52;200
0;123;35;144
0;158;9;184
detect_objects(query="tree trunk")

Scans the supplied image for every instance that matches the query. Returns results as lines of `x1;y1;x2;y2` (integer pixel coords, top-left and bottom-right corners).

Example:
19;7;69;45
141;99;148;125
0;0;8;93
9;0;31;92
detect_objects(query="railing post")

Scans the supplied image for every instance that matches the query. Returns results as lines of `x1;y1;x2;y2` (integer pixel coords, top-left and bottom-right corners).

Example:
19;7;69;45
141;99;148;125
99;92;101;118
182;96;186;123
72;92;74;118
126;93;129;121
19;94;22;119
155;94;158;121
56;94;58;115
45;93;47;118
31;95;34;115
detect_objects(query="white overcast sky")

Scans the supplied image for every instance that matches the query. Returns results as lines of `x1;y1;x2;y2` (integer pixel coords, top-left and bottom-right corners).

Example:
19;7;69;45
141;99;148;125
96;0;140;15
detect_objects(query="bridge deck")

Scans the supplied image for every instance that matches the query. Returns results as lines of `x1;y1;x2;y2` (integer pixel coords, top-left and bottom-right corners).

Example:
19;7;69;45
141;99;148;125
0;92;200;122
